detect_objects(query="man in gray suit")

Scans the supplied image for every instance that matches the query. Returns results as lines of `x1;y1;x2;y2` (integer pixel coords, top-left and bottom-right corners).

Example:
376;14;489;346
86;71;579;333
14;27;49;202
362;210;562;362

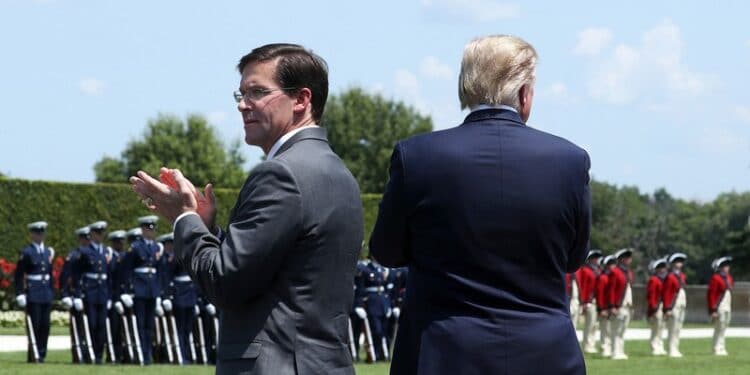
129;43;363;374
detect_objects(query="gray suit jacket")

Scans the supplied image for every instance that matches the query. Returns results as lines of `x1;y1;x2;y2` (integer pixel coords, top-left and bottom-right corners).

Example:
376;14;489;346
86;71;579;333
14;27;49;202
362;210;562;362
174;127;363;374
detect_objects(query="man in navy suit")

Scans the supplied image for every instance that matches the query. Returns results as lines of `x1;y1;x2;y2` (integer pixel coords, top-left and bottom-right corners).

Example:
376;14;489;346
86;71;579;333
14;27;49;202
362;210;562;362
370;35;591;375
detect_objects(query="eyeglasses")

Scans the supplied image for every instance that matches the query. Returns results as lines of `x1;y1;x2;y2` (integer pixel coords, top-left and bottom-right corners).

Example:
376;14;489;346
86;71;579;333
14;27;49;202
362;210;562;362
233;87;296;103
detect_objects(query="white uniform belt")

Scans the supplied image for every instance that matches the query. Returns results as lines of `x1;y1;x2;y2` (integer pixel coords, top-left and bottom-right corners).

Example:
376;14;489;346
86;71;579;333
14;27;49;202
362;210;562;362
84;273;108;280
365;286;384;293
26;274;50;281
173;275;192;282
135;267;157;274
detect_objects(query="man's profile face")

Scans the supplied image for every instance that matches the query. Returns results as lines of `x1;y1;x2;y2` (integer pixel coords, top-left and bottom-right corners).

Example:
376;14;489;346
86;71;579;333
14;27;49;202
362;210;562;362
237;60;297;152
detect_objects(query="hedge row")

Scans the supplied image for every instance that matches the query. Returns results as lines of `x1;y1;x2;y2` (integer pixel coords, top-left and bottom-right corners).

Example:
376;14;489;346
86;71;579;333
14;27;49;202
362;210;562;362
0;178;382;261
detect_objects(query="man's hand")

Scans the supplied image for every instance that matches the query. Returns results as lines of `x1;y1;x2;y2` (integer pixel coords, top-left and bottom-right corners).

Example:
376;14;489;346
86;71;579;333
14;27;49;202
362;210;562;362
130;168;216;228
711;312;719;322
598;310;609;319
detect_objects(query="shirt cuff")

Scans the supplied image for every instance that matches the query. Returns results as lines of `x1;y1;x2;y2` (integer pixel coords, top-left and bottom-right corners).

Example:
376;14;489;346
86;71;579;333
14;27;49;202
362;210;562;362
173;211;199;232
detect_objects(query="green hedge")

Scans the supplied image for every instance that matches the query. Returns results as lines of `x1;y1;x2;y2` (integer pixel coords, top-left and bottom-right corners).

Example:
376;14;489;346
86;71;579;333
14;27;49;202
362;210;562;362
0;178;382;261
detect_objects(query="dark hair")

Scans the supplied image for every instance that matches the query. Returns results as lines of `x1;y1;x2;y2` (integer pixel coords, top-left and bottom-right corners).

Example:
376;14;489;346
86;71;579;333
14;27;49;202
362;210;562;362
237;43;329;122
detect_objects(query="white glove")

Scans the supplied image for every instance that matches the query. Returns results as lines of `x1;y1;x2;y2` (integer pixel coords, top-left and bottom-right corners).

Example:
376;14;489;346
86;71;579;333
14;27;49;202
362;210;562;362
156;297;162;308
120;294;134;308
73;298;84;312
155;305;164;317
206;303;216;316
61;297;73;310
386;308;392;318
114;302;125;315
393;307;401;319
355;307;367;319
162;299;173;312
106;299;112;310
16;294;27;308
194;305;200;316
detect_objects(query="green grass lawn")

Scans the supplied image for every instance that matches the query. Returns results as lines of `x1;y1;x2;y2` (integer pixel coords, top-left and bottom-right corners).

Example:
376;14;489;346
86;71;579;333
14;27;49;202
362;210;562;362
1;339;748;374
0;326;69;336
0;349;391;375
585;338;750;374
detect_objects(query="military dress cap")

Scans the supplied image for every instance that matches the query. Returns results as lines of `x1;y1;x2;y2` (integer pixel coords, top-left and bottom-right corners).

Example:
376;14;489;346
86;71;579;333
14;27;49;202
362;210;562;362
138;215;159;225
668;252;687;264
88;221;108;231
712;256;732;272
108;230;127;240
614;248;633;259
27;221;48;231
75;226;91;236
586;249;604;259
156;232;174;243
648;257;668;273
138;215;159;230
126;227;142;238
602;255;616;265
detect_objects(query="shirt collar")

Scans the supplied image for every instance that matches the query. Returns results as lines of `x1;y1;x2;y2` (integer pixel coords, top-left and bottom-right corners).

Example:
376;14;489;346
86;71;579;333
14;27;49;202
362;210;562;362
469;104;518;114
267;124;319;159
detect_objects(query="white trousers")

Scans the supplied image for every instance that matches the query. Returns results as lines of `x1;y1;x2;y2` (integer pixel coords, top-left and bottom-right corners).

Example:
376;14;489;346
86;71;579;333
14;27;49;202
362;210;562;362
581;303;599;352
610;306;631;359
667;304;686;356
599;315;611;356
713;309;731;354
649;304;665;354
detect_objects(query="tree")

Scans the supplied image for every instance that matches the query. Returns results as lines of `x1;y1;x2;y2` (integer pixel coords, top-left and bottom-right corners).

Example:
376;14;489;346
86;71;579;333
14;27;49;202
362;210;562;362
322;87;433;193
94;114;247;188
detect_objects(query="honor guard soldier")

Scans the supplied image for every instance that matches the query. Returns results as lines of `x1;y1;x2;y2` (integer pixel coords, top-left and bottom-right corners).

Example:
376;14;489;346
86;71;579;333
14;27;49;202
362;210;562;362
646;257;668;356
70;221;112;364
386;266;407;351
662;252;687;358
363;259;391;361
106;230;127;363
159;232;196;364
351;259;369;361
708;256;733;356
597;255;615;357
119;216;163;365
60;226;93;363
14;221;55;363
566;272;580;329
607;248;633;360
576;249;602;353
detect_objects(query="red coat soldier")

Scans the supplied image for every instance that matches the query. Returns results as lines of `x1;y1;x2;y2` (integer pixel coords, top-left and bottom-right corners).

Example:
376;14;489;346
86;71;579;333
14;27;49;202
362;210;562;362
646;257;668;355
707;256;733;356
575;249;602;353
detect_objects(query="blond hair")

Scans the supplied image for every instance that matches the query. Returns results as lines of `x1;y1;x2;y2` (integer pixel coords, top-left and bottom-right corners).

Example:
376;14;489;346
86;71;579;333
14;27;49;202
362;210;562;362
458;35;538;110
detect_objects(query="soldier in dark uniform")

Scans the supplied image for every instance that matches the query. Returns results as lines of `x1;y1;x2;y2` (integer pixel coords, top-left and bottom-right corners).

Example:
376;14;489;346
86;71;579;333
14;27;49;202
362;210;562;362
363;259;391;361
70;221;112;364
159;232;197;364
14;221;55;363
386;266;408;348
106;230;126;363
350;259;368;361
60;226;92;363
118;216;163;365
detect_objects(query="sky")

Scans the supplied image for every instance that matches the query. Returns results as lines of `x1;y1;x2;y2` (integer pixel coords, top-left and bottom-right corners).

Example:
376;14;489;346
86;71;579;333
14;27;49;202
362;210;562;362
1;0;748;201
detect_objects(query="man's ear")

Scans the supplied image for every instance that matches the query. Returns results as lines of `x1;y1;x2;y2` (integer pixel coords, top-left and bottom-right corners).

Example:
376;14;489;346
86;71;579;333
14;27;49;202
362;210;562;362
293;88;312;114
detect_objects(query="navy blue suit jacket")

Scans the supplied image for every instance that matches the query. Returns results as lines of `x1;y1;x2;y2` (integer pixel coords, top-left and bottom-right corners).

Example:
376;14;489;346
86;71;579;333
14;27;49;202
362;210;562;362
370;109;591;375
